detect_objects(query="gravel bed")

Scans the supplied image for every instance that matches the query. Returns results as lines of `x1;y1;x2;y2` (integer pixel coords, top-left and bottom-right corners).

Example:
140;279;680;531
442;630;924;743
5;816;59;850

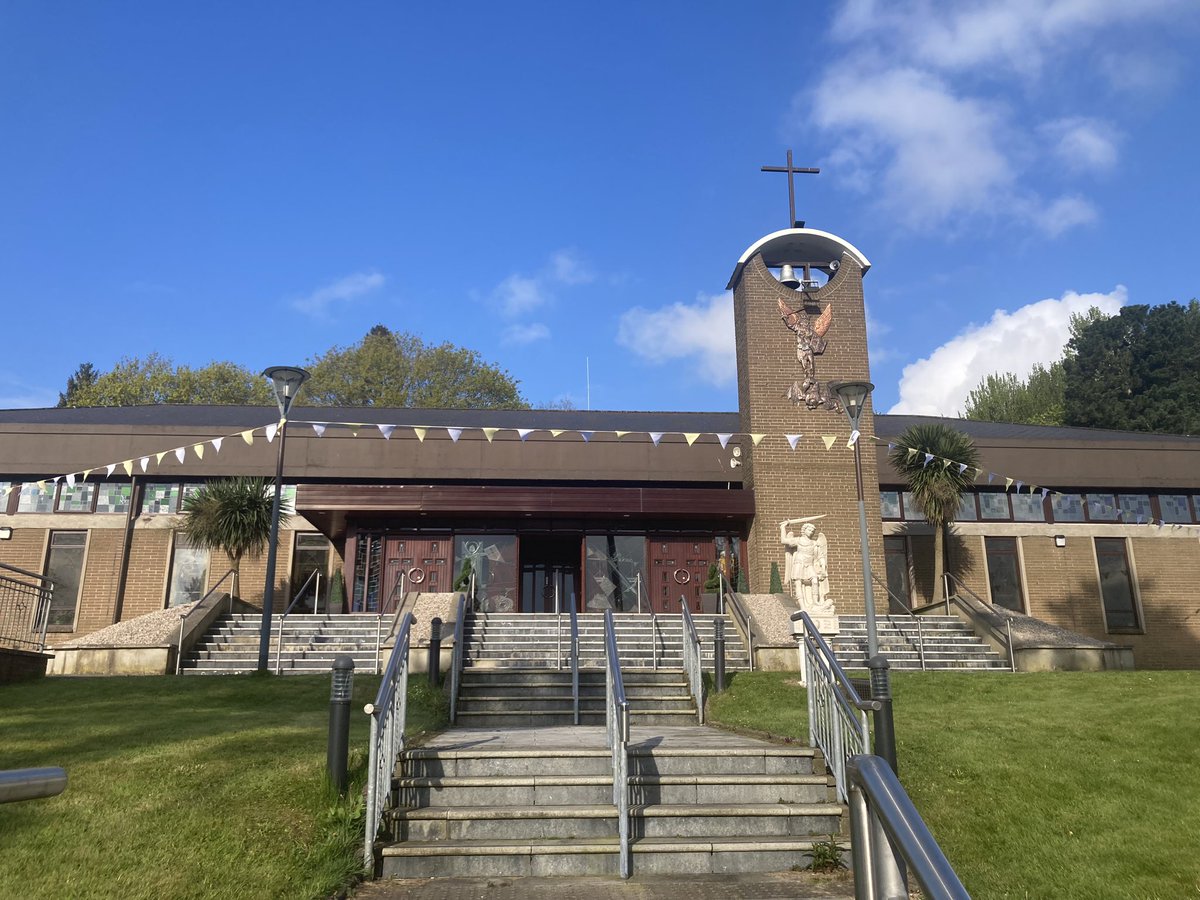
739;593;799;646
60;603;199;648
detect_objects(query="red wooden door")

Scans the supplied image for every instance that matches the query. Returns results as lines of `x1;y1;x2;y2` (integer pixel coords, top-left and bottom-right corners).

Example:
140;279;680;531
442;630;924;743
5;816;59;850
648;538;715;614
382;535;452;613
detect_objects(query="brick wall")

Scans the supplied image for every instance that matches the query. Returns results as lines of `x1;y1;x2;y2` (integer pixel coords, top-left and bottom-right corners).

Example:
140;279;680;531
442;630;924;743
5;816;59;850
734;250;884;610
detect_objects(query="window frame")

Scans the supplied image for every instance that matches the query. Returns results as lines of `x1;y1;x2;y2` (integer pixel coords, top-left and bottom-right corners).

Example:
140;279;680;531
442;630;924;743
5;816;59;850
43;530;89;632
982;535;1028;614
1093;537;1143;634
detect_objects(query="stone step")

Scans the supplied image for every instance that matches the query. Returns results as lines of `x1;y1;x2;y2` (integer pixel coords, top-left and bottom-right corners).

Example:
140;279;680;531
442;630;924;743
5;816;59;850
378;836;847;878
451;710;699;728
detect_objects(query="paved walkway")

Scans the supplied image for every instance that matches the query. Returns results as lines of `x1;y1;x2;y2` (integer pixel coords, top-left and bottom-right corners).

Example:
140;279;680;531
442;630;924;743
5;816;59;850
352;871;855;899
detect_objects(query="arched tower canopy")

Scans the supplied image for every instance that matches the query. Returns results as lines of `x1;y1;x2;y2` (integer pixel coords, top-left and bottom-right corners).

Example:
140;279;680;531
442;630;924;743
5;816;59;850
726;227;871;290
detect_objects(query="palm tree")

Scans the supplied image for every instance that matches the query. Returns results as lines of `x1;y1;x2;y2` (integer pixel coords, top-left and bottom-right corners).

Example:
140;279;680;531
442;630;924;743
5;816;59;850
888;424;980;604
180;476;287;599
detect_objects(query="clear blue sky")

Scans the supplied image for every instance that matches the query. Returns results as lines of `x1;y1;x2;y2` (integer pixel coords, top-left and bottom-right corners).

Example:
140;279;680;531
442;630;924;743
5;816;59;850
2;1;1197;415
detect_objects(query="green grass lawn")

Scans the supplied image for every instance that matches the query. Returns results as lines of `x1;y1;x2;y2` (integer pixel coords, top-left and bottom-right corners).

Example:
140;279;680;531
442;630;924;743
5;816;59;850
0;673;446;900
708;670;1200;900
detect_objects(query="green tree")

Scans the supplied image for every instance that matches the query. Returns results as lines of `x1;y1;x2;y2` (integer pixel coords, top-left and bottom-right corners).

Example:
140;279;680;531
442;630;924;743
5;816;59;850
61;354;272;407
1063;301;1200;434
57;362;99;407
302;326;527;408
180;476;285;595
963;362;1065;425
888;424;981;603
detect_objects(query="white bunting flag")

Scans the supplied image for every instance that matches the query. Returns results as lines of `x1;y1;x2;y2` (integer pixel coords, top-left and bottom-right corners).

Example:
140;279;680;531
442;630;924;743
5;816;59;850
958;463;968;474
211;437;223;453
106;464;116;477
517;429;534;442
265;423;279;443
580;431;593;443
378;424;395;440
175;448;186;464
786;434;801;450
717;434;732;449
649;432;664;446
413;427;426;442
847;429;860;447
447;428;462;443
66;473;76;487
311;424;325;438
922;453;934;467
822;435;837;450
482;428;498;443
140;457;150;472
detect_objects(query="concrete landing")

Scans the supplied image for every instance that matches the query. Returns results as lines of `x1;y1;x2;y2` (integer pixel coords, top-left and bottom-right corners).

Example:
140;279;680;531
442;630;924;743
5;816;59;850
417;725;800;753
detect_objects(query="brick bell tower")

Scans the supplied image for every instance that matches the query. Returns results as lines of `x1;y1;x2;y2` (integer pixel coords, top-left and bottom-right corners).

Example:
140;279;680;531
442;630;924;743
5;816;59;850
730;211;886;615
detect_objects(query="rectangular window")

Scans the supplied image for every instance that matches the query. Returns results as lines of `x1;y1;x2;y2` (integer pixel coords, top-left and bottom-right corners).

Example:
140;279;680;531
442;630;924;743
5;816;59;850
45;531;87;630
879;491;901;519
1095;538;1140;631
56;483;96;513
142;483;181;515
1052;493;1084;522
455;534;519;612
95;484;133;514
167;534;209;607
281;485;297;515
0;482;10;513
1159;494;1192;524
291;533;331;610
1011;493;1045;522
901;492;924;521
984;536;1025;612
352;533;383;613
17;483;56;513
979;493;1010;520
583;534;647;612
1086;493;1118;521
1118;494;1153;523
955;494;977;521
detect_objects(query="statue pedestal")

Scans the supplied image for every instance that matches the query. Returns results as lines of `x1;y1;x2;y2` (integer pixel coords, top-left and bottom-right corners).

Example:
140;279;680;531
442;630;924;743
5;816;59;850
791;610;840;638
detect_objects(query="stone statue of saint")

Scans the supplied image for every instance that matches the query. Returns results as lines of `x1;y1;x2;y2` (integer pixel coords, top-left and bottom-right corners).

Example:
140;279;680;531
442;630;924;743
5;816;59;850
780;518;833;613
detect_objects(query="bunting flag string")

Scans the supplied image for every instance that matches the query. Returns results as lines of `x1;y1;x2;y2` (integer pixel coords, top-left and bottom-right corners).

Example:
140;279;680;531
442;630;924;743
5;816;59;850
786;434;801;450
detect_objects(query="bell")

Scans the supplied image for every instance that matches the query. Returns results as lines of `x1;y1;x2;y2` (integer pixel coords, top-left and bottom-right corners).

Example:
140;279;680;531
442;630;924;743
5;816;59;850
779;264;800;289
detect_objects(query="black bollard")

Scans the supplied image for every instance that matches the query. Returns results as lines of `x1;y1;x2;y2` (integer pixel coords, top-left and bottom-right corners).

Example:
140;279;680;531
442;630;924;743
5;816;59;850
713;617;726;693
867;654;898;775
327;655;355;795
428;617;442;687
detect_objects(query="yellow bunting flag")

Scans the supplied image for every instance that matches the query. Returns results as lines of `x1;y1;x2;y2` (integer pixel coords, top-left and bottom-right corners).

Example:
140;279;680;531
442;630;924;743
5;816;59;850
122;461;133;477
750;434;765;446
413;427;427;442
822;435;837;450
482;428;498;443
156;451;167;465
193;444;205;460
35;480;46;491
615;431;629;438
241;429;255;445
550;430;564;437
906;447;918;461
684;433;699;446
1004;477;1014;490
82;469;92;481
942;458;952;469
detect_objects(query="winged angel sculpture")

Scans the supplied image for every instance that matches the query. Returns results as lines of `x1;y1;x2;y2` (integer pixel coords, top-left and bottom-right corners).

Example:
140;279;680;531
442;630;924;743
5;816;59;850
779;297;840;410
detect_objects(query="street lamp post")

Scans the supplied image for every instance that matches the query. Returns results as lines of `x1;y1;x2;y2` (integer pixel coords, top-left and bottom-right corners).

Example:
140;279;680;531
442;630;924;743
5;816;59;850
831;380;898;774
258;366;310;672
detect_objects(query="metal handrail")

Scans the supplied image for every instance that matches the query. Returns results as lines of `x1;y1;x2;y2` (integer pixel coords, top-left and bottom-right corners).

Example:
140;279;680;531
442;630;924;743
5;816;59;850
364;611;414;865
678;596;705;725
377;584;416;676
274;569;322;675
647;606;659;670
0;562;53;653
796;609;878;804
0;767;67;804
943;574;1016;670
569;600;580;725
174;568;237;675
719;572;755;672
871;573;926;672
848;755;971;900
603;609;631;878
448;593;468;724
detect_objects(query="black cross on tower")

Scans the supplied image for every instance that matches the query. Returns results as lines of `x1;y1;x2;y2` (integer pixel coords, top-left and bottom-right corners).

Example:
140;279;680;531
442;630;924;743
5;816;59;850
761;149;819;228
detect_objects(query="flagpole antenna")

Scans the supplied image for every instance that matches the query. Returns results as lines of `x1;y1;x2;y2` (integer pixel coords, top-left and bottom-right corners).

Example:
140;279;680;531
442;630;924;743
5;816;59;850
586;357;591;411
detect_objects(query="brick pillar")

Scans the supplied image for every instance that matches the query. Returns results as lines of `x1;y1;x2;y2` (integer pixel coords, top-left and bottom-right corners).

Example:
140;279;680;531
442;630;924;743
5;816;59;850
733;244;885;611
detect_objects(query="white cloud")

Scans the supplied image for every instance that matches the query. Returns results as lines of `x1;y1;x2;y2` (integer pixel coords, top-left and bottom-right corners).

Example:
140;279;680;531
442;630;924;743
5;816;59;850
616;292;734;386
549;250;594;286
502;322;551;345
489;249;594;318
1029;195;1097;237
889;286;1127;416
1043;118;1120;173
494;274;547;317
292;270;385;317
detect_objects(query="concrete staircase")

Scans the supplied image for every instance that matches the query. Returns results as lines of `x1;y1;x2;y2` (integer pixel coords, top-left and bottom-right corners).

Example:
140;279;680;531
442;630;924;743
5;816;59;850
178;613;383;675
454;668;699;728
463;612;750;670
832;614;1009;670
378;726;846;878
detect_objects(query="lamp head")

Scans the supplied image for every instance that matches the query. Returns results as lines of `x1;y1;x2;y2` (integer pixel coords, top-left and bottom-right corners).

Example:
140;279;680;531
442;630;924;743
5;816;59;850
261;366;310;417
831;380;874;426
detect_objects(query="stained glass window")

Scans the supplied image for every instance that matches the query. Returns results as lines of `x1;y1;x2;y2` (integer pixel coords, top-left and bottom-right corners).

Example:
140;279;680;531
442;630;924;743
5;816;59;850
1118;494;1153;523
979;493;1010;519
955;495;977;521
1160;495;1192;523
96;484;133;514
142;483;180;515
1086;494;1118;521
1012;494;1045;522
901;492;924;521
17;483;56;513
56;483;96;513
1052;494;1084;522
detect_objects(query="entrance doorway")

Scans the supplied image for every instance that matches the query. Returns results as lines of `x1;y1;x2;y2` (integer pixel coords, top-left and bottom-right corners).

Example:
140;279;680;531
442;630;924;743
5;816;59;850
648;537;716;614
382;535;451;614
519;535;580;613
